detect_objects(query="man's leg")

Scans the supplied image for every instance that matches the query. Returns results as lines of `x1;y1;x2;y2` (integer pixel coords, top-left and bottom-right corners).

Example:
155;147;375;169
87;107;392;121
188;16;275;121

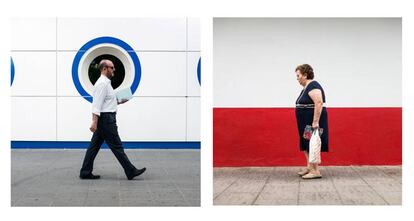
103;118;138;178
80;128;104;177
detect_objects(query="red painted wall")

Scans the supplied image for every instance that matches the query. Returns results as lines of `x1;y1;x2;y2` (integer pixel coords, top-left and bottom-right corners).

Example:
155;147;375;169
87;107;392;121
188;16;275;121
213;108;402;167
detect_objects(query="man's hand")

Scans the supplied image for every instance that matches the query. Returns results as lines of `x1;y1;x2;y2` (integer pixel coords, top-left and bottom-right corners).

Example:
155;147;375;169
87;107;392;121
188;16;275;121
90;114;99;133
90;121;97;133
312;121;319;129
118;99;128;105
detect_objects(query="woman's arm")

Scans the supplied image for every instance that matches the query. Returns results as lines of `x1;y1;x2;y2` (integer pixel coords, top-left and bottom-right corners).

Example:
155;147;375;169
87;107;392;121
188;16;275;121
308;89;323;129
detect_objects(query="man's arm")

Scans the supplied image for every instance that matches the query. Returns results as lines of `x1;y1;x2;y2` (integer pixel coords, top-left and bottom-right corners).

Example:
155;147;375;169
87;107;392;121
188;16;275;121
90;113;99;132
90;83;107;132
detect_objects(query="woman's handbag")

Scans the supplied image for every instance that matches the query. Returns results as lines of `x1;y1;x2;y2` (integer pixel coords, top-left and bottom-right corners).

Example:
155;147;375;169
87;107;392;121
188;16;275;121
309;129;321;164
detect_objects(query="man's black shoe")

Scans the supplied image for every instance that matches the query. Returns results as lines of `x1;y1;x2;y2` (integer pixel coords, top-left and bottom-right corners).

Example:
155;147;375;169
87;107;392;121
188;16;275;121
79;174;101;179
127;167;146;180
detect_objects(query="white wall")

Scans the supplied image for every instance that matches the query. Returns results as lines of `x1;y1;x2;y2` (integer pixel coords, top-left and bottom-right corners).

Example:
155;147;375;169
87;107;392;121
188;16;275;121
213;18;401;107
11;17;200;142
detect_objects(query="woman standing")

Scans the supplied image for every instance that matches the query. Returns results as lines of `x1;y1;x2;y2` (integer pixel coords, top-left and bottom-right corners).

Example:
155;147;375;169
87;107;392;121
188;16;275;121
295;64;329;179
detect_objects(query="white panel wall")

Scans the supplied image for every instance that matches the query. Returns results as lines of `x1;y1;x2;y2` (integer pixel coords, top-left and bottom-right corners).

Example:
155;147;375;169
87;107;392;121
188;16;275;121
135;52;187;96
187;97;201;141
11;17;200;142
214;18;402;107
11;52;56;96
117;98;187;141
188;18;201;51
57;18;186;51
56;52;78;96
12;97;56;141
11;17;56;50
57;97;92;141
187;52;201;96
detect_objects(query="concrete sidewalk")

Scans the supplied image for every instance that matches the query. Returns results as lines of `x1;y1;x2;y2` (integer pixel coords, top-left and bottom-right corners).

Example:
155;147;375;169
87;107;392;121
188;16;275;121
12;149;200;206
214;166;401;205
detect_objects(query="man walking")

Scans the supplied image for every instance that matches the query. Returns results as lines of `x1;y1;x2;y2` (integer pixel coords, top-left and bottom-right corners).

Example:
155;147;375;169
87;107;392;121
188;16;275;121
80;59;146;180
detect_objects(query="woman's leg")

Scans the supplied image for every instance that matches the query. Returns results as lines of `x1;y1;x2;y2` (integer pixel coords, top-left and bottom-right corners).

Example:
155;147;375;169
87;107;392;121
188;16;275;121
298;151;311;176
312;163;320;174
305;151;321;174
303;151;310;167
303;150;309;164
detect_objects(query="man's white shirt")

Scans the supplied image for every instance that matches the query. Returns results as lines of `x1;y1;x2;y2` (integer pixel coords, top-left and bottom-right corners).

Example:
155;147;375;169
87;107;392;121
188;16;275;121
92;75;117;116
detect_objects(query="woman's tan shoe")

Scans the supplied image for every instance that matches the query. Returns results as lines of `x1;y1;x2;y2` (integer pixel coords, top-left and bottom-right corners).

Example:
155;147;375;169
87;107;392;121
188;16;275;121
297;168;311;176
302;172;322;179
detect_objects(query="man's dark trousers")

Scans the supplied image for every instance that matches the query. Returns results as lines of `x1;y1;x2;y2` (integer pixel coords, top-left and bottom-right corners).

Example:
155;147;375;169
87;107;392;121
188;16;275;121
80;112;137;178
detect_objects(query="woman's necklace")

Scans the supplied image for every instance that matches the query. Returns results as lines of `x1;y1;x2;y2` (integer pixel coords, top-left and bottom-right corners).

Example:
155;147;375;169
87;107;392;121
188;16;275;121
296;80;313;104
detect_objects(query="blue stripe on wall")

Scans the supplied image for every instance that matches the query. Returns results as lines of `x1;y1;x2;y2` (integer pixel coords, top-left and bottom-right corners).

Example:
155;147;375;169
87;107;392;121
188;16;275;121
11;141;200;149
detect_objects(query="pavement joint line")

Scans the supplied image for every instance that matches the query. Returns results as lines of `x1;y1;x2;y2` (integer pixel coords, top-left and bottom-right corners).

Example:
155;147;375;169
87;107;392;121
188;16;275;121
173;181;188;205
117;178;121;206
374;166;402;203
83;180;92;206
12;160;68;188
251;170;271;205
157;166;181;201
375;165;402;183
350;166;390;205
19;171;60;201
297;168;301;205
146;155;164;202
13;198;21;207
146;183;155;202
165;166;188;204
213;170;243;201
326;167;345;205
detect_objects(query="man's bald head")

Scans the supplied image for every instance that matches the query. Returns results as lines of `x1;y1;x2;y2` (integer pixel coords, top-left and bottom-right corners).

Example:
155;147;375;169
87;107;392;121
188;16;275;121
98;59;114;72
98;59;115;78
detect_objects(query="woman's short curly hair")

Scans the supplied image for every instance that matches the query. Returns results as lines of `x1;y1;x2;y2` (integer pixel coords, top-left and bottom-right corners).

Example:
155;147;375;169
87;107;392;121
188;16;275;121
295;64;314;80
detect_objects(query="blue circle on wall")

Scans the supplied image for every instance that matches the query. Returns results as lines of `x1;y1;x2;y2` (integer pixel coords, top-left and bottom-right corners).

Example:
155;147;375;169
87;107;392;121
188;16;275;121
11;57;15;86
72;36;141;103
197;57;201;85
